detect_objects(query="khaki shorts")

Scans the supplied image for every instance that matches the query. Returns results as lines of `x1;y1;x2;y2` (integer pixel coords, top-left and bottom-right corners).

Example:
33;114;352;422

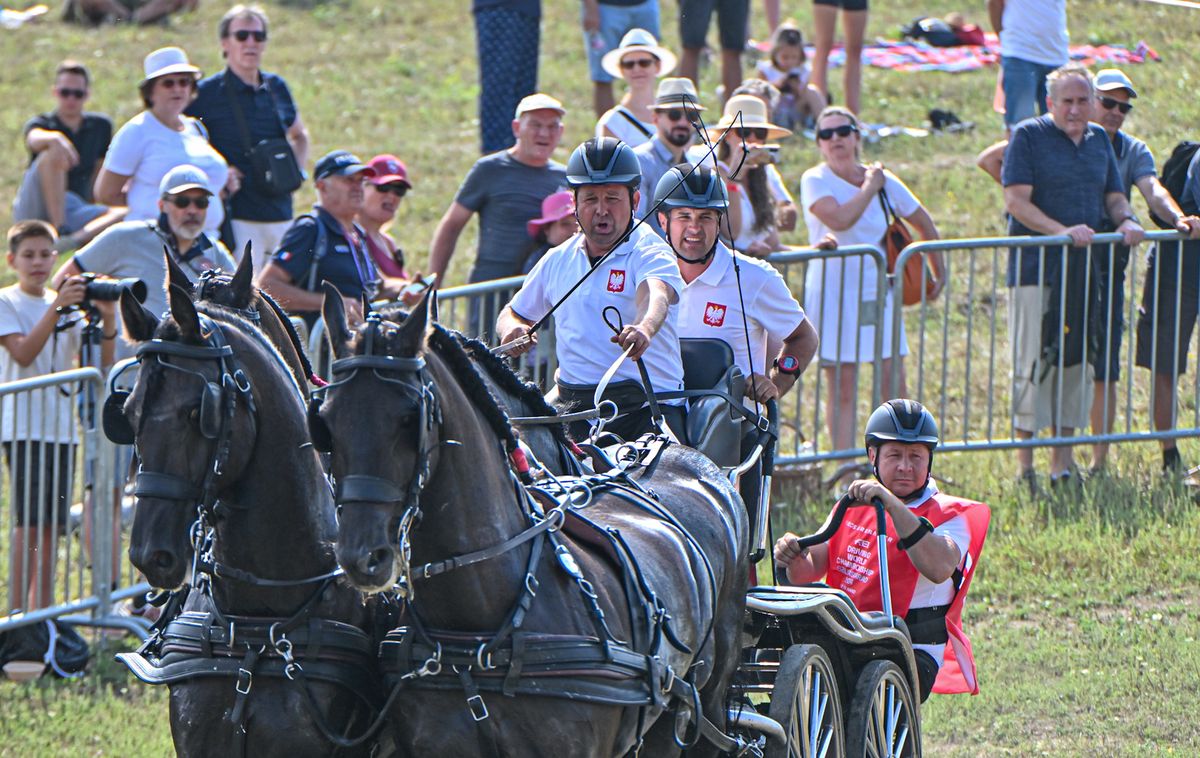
1009;285;1093;434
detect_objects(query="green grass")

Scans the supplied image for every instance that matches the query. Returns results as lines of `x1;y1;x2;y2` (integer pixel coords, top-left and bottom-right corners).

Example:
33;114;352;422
1;0;1200;754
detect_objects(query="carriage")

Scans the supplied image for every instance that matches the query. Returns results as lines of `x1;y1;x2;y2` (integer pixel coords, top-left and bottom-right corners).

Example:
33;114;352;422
110;262;929;757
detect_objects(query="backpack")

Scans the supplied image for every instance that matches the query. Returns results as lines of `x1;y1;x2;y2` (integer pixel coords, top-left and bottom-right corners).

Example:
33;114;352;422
1150;141;1200;229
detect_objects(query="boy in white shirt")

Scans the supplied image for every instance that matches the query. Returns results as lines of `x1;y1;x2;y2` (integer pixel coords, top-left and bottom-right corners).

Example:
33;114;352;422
0;220;113;610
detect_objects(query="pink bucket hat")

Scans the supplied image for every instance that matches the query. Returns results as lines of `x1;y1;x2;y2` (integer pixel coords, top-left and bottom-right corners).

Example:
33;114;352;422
526;191;576;238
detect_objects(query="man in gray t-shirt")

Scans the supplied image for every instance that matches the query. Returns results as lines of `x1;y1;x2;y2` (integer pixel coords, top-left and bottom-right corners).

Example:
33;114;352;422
52;165;236;357
1086;69;1200;474
429;94;567;286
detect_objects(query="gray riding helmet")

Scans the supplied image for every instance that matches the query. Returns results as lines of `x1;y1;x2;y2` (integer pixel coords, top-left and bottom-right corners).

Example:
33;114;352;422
864;398;940;451
652;163;729;212
565;137;642;189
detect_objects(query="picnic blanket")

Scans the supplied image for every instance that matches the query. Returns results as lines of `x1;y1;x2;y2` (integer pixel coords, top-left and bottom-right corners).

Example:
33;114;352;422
807;35;1160;74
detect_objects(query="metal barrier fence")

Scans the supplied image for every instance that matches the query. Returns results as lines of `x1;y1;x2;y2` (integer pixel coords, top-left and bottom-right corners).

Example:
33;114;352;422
301;232;1200;473
891;230;1200;457
0;367;150;638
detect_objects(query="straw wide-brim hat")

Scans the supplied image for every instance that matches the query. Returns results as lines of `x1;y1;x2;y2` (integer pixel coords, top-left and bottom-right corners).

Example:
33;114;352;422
141;46;201;85
711;94;793;142
600;28;678;79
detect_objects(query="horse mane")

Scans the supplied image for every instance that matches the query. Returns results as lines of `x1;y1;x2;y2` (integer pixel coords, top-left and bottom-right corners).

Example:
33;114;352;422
452;333;571;446
255;288;317;381
374;302;568;447
424;323;522;456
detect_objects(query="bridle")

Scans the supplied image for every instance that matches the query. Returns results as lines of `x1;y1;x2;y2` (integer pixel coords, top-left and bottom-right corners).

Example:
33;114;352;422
309;313;442;587
104;315;258;518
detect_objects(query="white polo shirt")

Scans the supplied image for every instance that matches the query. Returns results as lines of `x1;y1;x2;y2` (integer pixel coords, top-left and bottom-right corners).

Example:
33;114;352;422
510;223;686;395
678;242;806;377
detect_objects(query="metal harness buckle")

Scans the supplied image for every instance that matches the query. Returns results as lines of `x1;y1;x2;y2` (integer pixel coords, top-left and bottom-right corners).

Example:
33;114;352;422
235;666;253;695
466;694;490;721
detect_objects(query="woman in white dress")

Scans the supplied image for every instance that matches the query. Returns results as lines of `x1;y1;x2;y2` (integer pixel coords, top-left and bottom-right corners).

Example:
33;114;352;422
800;106;945;457
95;47;232;233
595;29;676;148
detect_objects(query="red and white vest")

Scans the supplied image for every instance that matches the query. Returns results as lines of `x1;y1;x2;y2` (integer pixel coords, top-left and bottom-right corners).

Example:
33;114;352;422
824;489;991;695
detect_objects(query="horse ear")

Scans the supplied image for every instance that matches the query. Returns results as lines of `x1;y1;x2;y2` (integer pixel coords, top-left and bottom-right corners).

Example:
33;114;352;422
228;245;254;308
164;248;193;296
169;284;203;343
397;289;431;356
321;281;352;359
120;288;158;342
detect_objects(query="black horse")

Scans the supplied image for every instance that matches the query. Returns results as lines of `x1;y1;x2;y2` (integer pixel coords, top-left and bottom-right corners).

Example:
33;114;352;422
312;288;750;757
115;285;379;757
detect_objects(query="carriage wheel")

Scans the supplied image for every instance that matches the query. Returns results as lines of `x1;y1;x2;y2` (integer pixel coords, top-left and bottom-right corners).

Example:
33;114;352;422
844;660;920;758
766;644;845;758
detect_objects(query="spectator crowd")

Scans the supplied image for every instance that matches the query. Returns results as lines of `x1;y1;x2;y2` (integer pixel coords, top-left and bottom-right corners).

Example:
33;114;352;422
6;0;1200;613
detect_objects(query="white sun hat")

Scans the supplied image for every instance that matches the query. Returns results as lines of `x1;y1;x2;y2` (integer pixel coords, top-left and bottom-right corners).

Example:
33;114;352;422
600;28;677;80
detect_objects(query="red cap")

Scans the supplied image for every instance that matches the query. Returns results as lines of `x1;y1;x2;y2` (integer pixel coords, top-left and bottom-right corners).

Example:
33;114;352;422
366;154;412;188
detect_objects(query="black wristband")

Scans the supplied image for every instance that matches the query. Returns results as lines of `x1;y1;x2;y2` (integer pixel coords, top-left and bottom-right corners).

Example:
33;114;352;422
898;517;934;551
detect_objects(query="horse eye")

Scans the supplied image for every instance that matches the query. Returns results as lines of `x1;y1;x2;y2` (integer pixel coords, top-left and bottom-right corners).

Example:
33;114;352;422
188;407;200;424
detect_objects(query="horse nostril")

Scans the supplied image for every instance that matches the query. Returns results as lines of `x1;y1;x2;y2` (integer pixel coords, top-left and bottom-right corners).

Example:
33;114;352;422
363;547;392;575
150;550;176;571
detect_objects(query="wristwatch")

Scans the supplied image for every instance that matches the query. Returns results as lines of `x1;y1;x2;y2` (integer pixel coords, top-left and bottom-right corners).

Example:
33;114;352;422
773;355;801;375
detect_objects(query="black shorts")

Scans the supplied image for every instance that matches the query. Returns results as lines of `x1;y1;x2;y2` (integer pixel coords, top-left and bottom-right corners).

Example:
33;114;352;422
679;0;749;51
814;0;869;11
1135;240;1200;377
3;440;76;529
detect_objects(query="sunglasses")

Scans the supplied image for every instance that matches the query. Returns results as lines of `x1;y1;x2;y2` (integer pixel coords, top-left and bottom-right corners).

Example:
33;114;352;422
57;87;87;100
372;183;408;197
817;123;859;140
157;77;194;90
736;127;769;140
167;195;210;209
232;29;267;42
620;57;657;70
1099;96;1133;114
664;108;698;124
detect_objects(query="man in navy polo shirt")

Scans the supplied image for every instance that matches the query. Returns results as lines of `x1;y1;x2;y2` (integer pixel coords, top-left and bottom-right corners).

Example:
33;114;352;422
259;151;403;327
1002;63;1143;492
187;4;310;272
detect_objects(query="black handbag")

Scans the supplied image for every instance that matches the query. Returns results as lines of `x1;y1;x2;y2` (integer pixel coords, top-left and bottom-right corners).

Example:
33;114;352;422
0;619;90;678
225;72;304;198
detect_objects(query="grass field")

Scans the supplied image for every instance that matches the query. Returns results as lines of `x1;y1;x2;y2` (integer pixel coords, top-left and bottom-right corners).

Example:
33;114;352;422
1;0;1200;755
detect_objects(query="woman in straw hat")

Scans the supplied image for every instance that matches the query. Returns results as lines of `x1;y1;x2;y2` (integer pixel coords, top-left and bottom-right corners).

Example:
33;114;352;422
799;105;945;466
595;29;677;148
710;93;798;257
94;47;231;233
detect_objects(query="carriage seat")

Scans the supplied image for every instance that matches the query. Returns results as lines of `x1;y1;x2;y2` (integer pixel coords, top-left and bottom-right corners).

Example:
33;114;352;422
680;338;746;468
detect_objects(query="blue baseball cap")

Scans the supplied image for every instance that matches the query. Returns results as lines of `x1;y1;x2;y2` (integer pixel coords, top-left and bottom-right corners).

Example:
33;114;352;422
314;150;376;181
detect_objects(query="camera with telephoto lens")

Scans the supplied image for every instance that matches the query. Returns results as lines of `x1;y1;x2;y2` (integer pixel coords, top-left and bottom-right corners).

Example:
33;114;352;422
80;273;147;304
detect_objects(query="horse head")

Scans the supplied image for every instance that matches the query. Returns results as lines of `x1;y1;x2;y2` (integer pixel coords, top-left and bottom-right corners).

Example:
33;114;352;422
118;285;265;589
314;284;442;593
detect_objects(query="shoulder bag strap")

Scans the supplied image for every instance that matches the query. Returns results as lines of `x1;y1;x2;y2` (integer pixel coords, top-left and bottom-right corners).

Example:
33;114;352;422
223;70;255;157
259;76;294;136
615;108;653;138
304;213;328;292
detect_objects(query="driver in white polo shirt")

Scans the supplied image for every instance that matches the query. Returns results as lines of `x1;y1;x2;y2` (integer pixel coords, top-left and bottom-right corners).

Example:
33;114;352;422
496;137;687;442
655;163;818;403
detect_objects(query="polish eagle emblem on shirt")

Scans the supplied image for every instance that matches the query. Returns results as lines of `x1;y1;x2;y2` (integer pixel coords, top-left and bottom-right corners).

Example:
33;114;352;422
607;269;626;292
703;302;727;327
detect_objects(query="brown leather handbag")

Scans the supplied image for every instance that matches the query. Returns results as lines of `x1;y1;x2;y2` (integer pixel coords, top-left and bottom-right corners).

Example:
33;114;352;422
880;189;933;306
